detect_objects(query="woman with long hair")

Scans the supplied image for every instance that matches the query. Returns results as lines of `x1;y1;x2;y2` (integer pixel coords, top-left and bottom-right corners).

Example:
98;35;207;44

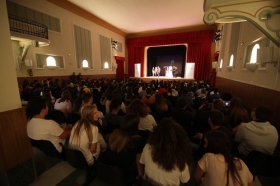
227;97;250;133
69;105;107;165
54;90;73;117
140;118;192;185
153;93;169;122
194;130;254;186
100;113;145;185
127;99;157;131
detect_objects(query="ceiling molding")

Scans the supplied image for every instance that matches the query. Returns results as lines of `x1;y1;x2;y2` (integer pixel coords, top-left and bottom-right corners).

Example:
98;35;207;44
204;0;280;47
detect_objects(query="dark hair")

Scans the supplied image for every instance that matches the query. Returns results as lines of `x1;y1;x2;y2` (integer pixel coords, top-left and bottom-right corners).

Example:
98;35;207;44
109;98;122;112
212;99;224;111
127;99;150;117
109;114;140;153
204;130;244;186
58;90;73;104
26;97;47;120
146;88;152;94
254;105;272;122
82;92;93;103
205;95;213;103
148;118;192;172
208;110;224;126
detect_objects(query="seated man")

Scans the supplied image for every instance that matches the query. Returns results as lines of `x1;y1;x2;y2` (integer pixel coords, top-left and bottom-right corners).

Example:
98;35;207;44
26;97;70;153
235;105;279;158
103;98;124;134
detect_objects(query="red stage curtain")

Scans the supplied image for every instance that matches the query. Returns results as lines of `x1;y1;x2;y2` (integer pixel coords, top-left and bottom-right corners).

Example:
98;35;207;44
126;30;214;79
114;56;125;80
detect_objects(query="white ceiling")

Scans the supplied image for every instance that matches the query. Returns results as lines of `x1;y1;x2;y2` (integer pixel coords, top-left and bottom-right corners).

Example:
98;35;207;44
68;0;206;34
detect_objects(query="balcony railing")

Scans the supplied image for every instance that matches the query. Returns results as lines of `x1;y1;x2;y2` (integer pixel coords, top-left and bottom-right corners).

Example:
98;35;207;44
8;14;48;40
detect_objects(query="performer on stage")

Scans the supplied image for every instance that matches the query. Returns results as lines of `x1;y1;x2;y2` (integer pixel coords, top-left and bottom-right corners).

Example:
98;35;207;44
152;67;155;76
156;66;161;77
172;65;177;78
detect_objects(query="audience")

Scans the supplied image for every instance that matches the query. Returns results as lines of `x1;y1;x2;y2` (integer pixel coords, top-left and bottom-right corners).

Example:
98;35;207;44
194;130;254;186
103;98;124;134
127;99;157;131
21;77;278;185
227;97;250;133
234;105;279;158
152;93;169;123
54;90;73;118
140;118;192;186
26;97;70;153
69;105;107;165
141;87;155;105
99;114;145;185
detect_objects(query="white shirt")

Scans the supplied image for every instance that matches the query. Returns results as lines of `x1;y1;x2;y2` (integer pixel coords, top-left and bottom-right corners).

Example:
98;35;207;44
69;123;99;165
139;114;157;131
27;118;64;152
235;121;278;157
198;153;253;186
140;144;190;186
54;98;72;117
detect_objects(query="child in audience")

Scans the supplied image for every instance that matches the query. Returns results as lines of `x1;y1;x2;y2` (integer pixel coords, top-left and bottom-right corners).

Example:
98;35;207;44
99;114;145;185
69;105;107;165
54;90;73;118
140;118;192;186
26;97;70;153
194;130;254;186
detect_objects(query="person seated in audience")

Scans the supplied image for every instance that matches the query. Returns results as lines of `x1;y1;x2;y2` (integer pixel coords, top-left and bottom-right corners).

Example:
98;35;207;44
69;105;107;165
177;87;192;109
103;98;124;134
141;88;155;105
54;90;73;118
234;105;279;158
125;86;134;106
227;97;250;133
127;99;157;131
99;114;145;185
170;98;192;138
77;92;93;115
194;130;254;186
26;97;70;153
210;87;221;99
140;118;192;186
138;85;147;98
212;99;231;130
42;89;55;110
195;110;232;142
152;93;169;123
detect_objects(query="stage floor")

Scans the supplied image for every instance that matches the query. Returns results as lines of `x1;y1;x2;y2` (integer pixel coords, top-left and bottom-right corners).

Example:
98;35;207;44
130;76;195;83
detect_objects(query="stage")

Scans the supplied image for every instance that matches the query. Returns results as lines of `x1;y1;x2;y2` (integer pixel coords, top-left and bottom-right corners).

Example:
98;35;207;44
129;76;195;83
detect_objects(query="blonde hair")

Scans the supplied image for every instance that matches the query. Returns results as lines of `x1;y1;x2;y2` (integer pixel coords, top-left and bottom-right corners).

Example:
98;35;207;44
71;105;97;146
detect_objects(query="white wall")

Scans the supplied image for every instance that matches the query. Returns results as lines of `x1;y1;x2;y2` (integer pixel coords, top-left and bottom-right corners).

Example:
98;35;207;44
11;0;125;78
0;0;22;112
217;21;280;91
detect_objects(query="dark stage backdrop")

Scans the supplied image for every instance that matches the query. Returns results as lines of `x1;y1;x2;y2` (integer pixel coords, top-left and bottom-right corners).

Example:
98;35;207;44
147;45;187;77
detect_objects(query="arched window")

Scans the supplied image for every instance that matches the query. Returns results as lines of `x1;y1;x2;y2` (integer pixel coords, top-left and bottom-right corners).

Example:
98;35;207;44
219;59;223;68
82;60;89;68
46;56;56;66
229;55;234;67
250;44;260;63
104;62;109;69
